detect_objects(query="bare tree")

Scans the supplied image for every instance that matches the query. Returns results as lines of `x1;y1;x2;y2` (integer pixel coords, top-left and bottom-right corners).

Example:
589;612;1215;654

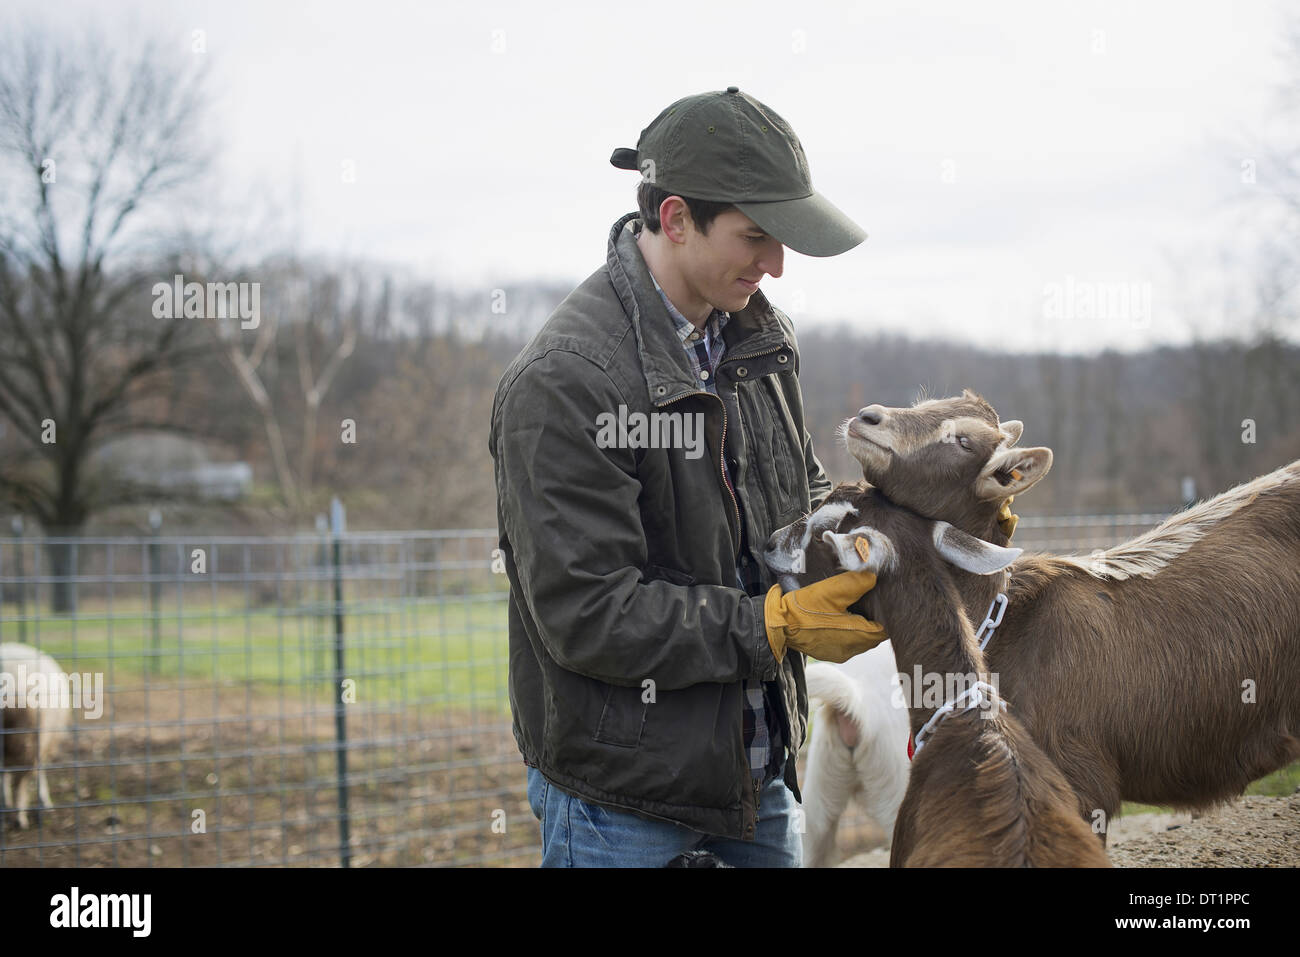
0;24;214;609
217;260;369;519
337;335;500;529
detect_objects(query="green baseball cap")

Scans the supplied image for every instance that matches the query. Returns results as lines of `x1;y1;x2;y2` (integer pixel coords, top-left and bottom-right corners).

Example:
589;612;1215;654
610;86;867;257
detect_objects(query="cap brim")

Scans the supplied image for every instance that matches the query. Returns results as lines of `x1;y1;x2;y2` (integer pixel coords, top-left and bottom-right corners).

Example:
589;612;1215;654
735;191;867;257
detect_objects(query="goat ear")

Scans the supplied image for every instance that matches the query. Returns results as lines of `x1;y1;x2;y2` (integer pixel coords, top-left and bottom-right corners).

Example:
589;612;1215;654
821;526;895;574
975;446;1052;501
999;420;1023;446
932;521;1022;575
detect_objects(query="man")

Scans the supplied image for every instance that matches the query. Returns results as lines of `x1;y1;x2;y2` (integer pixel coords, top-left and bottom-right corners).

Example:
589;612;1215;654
489;87;888;867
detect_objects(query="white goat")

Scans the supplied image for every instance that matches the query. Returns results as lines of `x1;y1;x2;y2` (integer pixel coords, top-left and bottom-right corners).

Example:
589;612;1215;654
801;639;911;867
0;642;71;830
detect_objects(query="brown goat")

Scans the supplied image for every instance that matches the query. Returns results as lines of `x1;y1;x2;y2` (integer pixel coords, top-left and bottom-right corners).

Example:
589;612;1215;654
779;390;1300;839
766;491;1109;866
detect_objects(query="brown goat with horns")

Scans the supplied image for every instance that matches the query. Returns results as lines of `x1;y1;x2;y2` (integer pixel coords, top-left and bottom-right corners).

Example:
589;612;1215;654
766;389;1300;846
766;492;1111;866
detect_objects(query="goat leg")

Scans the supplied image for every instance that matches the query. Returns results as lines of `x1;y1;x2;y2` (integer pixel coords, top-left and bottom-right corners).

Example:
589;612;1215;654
11;769;31;830
37;767;53;810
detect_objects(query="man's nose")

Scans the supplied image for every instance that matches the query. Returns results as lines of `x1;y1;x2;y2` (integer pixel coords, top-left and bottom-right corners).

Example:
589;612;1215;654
759;243;784;280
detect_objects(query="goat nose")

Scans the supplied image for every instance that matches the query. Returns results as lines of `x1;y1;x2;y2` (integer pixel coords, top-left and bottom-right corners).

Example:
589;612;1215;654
858;405;885;426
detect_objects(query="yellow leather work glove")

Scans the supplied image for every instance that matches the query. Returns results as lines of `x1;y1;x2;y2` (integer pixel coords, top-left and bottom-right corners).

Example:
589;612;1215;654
997;495;1018;539
764;569;887;664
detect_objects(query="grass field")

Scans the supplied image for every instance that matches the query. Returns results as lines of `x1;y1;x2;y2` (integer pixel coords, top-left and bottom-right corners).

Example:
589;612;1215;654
1;593;513;716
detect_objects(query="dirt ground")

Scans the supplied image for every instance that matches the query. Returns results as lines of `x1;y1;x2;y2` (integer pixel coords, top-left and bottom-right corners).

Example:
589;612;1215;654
1106;793;1300;867
836;791;1300;867
4;683;1295;868
0;682;539;867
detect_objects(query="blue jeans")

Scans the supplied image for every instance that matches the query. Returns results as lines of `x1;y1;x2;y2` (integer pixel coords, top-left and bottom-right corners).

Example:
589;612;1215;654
525;765;802;867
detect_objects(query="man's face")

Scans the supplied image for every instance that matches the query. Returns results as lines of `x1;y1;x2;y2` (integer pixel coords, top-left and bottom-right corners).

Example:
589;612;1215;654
679;208;785;313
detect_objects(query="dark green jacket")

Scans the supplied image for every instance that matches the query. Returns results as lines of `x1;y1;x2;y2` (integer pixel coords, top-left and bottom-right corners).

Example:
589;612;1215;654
489;211;833;840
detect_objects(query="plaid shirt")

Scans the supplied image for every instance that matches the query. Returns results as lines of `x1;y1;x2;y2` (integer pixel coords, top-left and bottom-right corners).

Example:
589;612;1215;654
648;272;786;785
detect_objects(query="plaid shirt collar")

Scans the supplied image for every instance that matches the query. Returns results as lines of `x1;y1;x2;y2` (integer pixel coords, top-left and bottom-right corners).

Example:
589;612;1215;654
646;271;731;351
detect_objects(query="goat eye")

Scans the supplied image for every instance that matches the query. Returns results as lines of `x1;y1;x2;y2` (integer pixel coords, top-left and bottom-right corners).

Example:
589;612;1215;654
958;435;972;450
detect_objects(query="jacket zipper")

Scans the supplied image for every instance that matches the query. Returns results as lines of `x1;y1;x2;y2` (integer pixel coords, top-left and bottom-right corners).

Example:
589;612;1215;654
741;751;760;839
716;393;741;556
721;344;786;365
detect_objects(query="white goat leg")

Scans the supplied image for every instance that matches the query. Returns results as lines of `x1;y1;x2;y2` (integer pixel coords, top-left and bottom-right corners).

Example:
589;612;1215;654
801;642;911;866
802;712;859;867
12;768;32;830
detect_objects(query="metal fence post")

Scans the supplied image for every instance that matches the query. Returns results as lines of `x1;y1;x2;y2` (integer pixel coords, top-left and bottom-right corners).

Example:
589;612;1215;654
315;514;328;678
331;497;351;868
149;509;162;673
11;516;25;643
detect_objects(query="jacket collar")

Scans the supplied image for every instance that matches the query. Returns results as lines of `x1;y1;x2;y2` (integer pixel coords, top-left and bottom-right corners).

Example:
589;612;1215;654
605;211;790;406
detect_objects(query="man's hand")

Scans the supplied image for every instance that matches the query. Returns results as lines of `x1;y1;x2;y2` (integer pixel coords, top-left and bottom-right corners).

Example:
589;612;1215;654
997;495;1018;539
764;570;887;664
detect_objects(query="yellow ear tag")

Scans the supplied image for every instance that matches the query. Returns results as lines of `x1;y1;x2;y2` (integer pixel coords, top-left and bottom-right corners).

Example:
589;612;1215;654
1011;468;1023;481
854;537;871;563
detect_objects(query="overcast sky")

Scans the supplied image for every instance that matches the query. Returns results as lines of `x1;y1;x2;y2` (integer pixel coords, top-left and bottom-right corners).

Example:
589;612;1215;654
13;0;1300;353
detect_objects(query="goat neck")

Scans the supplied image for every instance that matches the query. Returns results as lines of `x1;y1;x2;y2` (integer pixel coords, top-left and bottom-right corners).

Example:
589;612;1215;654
856;486;1008;632
864;544;997;739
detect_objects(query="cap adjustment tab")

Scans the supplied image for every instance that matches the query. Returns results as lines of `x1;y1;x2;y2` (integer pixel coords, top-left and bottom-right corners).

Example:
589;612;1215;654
609;147;639;171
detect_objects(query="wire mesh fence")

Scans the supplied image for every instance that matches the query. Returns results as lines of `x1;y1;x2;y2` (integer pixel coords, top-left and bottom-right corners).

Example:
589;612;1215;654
0;511;1170;867
0;526;522;868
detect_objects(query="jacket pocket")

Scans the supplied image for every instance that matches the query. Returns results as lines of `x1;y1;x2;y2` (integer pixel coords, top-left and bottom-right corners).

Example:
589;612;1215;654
593;682;650;748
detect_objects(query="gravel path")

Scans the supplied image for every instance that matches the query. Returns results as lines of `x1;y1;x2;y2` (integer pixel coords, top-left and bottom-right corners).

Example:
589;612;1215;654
1106;793;1300;867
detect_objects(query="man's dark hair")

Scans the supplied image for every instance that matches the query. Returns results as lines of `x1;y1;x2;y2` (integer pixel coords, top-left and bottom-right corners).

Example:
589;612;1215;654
637;180;734;235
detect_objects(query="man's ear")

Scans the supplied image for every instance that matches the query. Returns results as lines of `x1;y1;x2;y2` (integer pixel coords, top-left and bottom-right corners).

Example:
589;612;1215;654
821;526;896;575
975;446;1052;501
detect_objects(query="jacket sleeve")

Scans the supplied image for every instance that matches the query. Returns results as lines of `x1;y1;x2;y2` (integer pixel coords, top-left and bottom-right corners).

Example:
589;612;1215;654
491;348;779;691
